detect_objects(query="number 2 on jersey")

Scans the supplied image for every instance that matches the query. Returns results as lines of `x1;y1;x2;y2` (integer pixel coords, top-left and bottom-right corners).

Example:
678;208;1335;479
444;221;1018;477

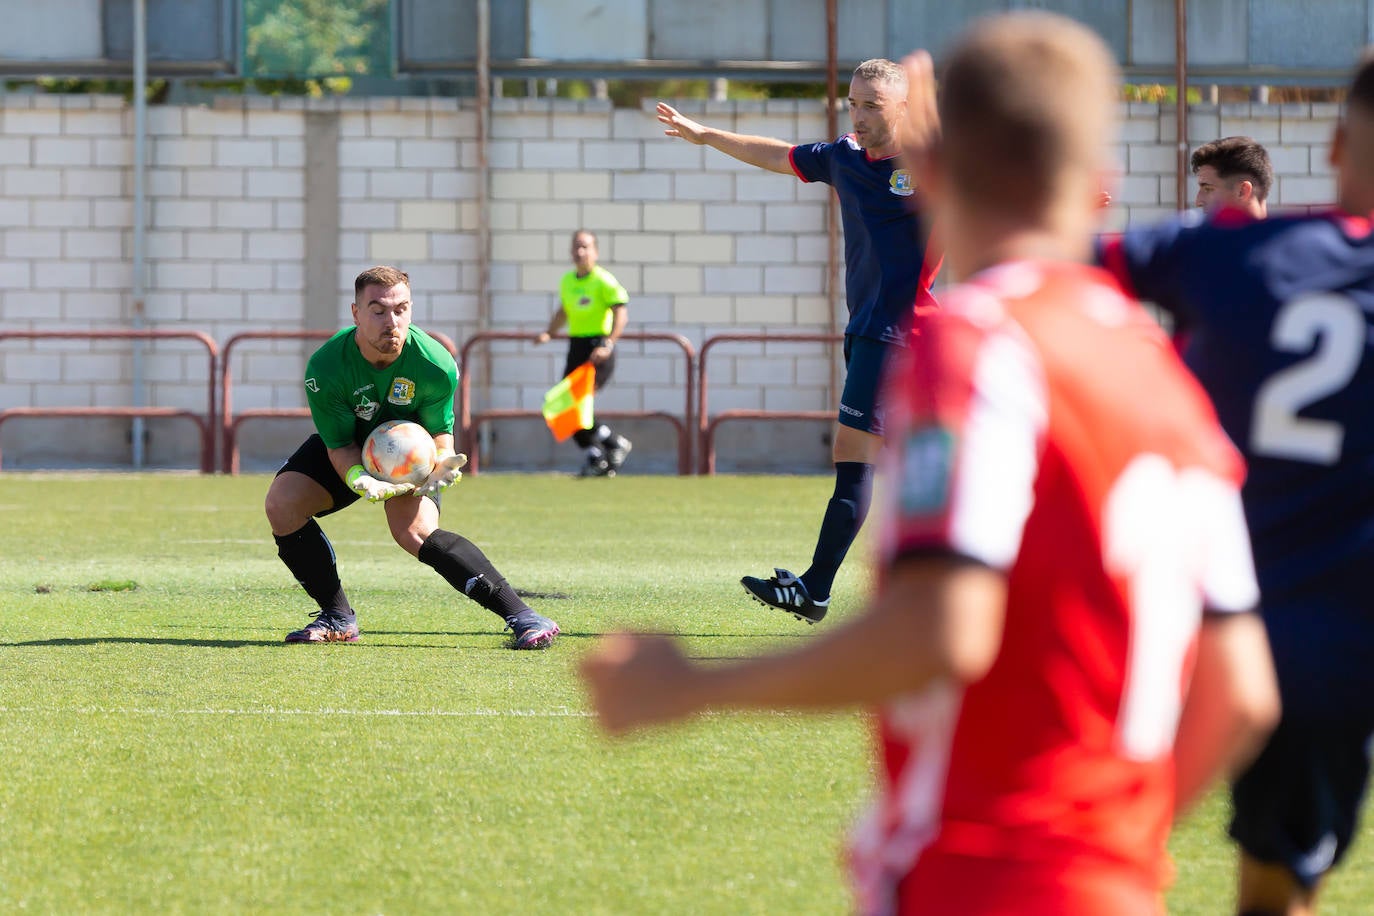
1251;293;1366;465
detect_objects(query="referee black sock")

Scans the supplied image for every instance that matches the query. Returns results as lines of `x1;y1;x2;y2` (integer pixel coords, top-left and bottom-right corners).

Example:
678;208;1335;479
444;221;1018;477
274;518;352;616
418;529;531;620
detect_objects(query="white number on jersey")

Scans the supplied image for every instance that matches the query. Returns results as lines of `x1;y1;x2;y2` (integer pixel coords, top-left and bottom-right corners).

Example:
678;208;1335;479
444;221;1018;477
1104;455;1216;760
1251;293;1366;465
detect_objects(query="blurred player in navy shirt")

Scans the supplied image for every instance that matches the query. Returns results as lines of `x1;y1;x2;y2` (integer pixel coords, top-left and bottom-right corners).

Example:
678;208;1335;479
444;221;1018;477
1099;54;1374;916
657;60;941;623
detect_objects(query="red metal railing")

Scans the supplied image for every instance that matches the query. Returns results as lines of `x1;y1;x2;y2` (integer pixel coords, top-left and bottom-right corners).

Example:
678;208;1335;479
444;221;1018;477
1;328;856;476
220;330;457;474
457;330;697;475
0;329;219;472
697;332;842;475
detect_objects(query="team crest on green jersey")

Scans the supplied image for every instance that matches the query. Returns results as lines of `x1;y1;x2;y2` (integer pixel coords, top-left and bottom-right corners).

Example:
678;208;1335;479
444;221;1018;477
890;169;915;197
388;377;416;406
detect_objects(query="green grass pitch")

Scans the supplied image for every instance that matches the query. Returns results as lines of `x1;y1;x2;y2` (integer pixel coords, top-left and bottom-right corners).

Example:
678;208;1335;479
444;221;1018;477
0;473;1369;913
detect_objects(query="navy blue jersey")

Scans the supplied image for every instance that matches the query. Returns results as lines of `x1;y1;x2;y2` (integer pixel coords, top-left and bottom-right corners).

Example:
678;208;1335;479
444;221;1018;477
789;135;940;343
1099;210;1374;620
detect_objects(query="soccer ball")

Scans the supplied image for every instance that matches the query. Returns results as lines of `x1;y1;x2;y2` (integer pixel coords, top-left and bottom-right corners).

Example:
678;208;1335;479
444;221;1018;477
362;420;437;486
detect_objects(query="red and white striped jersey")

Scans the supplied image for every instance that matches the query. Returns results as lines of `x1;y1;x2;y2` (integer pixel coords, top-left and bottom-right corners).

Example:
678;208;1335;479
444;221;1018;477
851;260;1259;915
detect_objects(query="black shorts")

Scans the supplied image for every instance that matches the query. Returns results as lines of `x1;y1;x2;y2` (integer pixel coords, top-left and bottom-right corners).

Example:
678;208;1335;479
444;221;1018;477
276;434;440;517
565;336;616;390
1229;715;1373;887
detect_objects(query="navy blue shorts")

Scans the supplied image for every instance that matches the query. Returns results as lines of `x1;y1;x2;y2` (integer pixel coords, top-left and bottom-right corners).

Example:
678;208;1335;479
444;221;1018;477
1228;592;1374;889
277;434;440;517
1229;715;1373;887
838;335;897;436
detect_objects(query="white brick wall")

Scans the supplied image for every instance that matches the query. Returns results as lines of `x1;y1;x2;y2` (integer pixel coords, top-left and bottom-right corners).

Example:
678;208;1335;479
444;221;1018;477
0;95;1343;471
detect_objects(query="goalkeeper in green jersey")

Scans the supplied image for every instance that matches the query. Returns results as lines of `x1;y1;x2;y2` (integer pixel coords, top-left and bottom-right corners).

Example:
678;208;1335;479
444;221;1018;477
264;265;559;649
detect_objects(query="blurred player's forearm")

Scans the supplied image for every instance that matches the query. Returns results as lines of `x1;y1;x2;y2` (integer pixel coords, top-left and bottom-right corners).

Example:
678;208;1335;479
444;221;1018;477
695;557;1006;711
1172;611;1280;818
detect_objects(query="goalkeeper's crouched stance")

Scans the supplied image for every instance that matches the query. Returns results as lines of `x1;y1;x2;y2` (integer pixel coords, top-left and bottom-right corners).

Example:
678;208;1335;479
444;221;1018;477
263;265;559;650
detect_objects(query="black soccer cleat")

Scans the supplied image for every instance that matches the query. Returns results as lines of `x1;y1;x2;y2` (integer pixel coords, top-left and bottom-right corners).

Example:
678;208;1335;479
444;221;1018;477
285;609;360;643
504;611;560;650
740;568;830;624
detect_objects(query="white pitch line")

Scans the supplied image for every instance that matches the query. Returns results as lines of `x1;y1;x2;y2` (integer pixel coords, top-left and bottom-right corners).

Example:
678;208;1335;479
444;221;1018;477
0;705;593;718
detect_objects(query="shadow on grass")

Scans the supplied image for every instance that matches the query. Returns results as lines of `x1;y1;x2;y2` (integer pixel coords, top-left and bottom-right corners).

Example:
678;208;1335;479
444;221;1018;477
2;636;268;648
1;634;508;648
1;629;806;649
361;629;796;639
0;632;576;649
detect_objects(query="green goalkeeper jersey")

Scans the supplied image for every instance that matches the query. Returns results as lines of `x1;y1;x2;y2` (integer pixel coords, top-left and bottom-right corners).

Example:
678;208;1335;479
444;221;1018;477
303;325;458;449
558;265;628;337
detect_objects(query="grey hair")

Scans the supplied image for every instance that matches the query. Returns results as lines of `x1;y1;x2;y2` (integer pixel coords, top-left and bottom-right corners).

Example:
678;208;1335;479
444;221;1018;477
852;58;908;93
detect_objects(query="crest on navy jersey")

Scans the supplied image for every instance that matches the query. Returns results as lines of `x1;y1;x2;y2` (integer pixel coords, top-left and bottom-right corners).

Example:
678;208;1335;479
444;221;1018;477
890;169;915;197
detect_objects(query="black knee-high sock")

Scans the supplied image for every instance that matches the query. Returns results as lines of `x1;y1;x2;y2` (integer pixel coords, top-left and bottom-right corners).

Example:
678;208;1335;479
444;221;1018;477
274;519;352;616
418;529;532;620
800;462;875;601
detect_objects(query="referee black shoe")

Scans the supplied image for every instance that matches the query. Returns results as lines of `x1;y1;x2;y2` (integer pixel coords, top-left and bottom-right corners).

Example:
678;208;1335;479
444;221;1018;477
605;435;632;475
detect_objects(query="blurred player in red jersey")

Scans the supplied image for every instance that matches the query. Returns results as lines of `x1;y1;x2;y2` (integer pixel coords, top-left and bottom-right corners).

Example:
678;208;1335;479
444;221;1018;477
582;12;1279;915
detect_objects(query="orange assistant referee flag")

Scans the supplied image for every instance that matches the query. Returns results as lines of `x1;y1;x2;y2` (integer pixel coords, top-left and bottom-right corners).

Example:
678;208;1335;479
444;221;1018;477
542;362;596;442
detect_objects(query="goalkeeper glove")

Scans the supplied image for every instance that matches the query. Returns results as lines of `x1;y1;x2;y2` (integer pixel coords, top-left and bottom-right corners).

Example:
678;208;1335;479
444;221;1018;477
346;464;415;502
417;451;468;497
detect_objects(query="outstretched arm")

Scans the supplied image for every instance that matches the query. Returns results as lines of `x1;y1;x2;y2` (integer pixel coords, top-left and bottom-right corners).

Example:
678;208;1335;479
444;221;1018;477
656;102;796;175
581;555;1007;735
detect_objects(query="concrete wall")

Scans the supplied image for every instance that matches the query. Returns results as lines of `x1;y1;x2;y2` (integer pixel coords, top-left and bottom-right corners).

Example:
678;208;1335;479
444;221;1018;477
0;93;1340;472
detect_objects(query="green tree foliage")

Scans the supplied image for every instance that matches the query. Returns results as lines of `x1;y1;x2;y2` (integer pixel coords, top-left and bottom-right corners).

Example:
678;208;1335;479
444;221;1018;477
244;0;389;83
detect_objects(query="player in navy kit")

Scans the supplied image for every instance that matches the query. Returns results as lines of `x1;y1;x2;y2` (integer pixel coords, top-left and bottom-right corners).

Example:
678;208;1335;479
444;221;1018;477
656;59;942;622
1191;135;1272;219
1098;56;1374;916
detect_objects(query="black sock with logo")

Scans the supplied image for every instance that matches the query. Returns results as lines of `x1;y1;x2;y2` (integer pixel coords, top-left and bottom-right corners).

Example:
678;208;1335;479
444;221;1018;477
274;519;353;616
418;529;531;620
